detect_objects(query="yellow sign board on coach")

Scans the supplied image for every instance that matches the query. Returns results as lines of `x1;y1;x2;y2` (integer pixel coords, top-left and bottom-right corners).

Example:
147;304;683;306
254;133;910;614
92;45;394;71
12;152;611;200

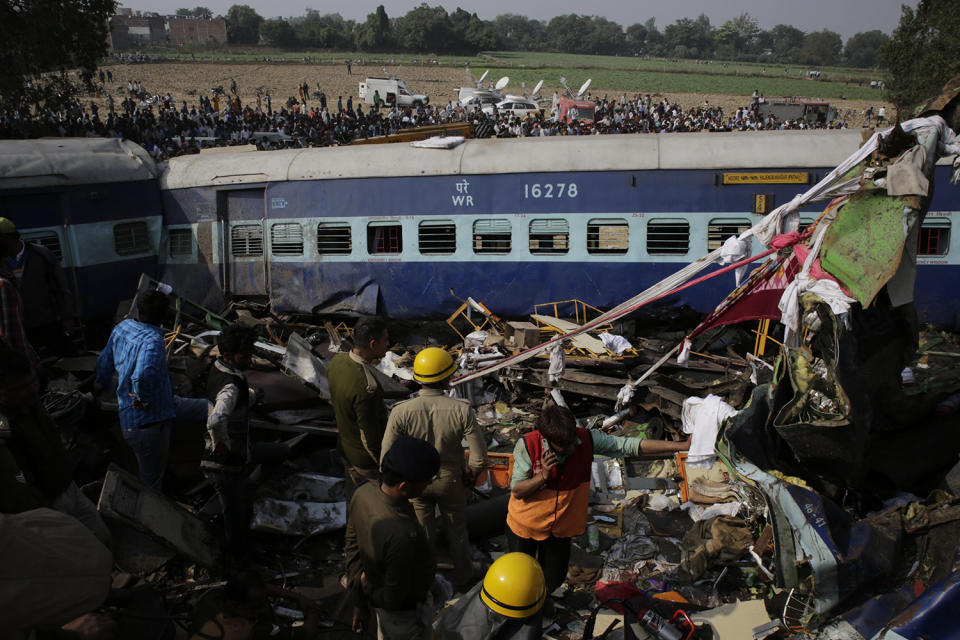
722;172;810;185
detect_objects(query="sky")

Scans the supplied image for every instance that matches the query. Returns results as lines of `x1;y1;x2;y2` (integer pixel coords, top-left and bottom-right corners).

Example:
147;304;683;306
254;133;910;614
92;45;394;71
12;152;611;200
117;0;916;41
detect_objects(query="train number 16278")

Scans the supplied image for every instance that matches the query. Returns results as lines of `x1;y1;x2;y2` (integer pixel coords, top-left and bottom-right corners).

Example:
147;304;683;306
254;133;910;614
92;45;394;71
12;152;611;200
523;182;579;199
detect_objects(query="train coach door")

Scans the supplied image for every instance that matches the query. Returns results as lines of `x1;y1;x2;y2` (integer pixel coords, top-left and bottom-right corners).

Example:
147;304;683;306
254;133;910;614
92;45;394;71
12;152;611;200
219;189;267;297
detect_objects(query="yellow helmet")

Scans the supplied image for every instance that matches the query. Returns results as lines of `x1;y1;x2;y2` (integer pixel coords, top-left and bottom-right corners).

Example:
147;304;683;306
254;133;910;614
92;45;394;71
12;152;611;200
479;552;546;619
413;347;457;384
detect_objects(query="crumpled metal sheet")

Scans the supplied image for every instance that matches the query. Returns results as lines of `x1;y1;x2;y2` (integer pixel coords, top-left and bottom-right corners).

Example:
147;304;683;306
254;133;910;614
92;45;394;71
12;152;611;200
250;498;347;536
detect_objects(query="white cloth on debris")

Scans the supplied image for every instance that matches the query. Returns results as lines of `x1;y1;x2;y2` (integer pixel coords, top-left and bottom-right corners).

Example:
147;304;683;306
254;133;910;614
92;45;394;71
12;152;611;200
548;340;566;383
599;333;633;355
681;394;738;466
614;384;634;412
409;136;465;149
718;235;752;286
681;501;742;522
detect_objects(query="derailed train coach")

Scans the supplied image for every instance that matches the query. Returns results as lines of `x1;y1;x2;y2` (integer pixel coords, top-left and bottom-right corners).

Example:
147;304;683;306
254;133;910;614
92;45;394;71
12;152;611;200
2;133;959;326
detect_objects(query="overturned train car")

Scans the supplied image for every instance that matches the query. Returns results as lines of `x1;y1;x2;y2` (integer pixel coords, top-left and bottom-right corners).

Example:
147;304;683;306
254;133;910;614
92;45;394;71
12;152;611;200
2;133;959;326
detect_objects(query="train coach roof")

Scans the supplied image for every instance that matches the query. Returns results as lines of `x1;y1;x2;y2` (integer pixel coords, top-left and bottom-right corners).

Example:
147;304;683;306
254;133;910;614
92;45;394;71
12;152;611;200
0;138;157;189
162;130;869;189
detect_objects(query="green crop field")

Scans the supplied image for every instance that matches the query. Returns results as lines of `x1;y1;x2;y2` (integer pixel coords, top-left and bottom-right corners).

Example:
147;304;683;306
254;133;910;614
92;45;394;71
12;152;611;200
139;46;886;101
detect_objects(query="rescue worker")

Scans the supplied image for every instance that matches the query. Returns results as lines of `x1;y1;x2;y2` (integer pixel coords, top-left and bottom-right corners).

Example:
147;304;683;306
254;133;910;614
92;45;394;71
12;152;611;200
434;552;545;640
329;317;390;492
506;405;689;604
381;347;487;590
345;435;441;640
202;325;259;567
0;217;75;358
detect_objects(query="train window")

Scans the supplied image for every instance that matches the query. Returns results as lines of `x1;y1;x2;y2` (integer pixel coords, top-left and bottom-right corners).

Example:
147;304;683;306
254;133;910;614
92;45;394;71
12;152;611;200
168;228;193;258
708;218;751;250
473;219;512;254
271;223;304;257
367;222;402;254
317;223;352;254
231;224;263;257
647;219;689;255
419;219;456;255
918;219;950;256
22;231;63;263
798;218;815;233
529;219;569;255
587;218;629;255
113;222;150;256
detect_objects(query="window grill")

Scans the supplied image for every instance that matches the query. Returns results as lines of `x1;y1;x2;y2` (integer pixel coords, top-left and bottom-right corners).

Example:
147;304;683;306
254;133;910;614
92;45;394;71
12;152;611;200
22;231;63;262
231;224;263;257
419;220;456;254
918;219;951;256
271;223;304;256
529;219;569;254
587;218;629;255
646;219;689;255
317;223;352;255
168;228;193;258
114;222;150;256
367;222;402;254
473;219;512;254
707;218;751;251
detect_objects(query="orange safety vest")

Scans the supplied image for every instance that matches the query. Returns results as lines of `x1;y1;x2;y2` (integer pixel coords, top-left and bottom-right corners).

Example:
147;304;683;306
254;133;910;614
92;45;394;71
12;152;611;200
506;428;593;540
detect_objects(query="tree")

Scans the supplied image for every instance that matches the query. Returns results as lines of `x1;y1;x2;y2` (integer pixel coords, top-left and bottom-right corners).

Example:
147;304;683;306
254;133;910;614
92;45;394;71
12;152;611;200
449;9;499;54
663;14;714;58
769;24;805;62
177;7;213;18
260;19;298;48
715;13;760;58
293;11;354;49
844;30;890;68
880;0;960;109
396;4;454;53
584;17;626;56
356;5;393;52
546;15;592;54
0;0;116;114
225;4;263;45
492;14;547;51
625;23;648;55
799;29;842;66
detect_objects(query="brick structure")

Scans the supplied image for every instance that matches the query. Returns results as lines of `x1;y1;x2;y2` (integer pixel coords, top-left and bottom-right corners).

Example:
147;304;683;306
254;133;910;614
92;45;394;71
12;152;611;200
167;17;227;46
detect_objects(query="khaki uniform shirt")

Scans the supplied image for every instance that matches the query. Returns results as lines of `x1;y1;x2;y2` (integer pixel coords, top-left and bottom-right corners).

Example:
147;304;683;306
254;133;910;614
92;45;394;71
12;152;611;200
382;389;486;473
344;481;435;611
329;351;388;471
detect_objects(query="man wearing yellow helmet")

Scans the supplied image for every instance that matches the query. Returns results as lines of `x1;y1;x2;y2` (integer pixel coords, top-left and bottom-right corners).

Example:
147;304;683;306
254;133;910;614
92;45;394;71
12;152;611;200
381;346;487;590
434;552;545;640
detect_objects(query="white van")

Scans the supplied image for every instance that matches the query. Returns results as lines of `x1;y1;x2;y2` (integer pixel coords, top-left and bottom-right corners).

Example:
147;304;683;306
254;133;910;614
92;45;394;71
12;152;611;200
358;77;429;108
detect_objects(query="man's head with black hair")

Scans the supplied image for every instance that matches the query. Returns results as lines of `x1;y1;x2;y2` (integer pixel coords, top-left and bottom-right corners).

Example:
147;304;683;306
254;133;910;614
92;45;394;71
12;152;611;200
0;344;38;407
537;405;578;456
352;316;389;362
218;325;257;370
137;290;169;326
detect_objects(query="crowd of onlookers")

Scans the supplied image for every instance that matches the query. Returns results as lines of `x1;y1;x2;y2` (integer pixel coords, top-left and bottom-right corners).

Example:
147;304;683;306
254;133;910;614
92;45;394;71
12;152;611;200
0;79;862;160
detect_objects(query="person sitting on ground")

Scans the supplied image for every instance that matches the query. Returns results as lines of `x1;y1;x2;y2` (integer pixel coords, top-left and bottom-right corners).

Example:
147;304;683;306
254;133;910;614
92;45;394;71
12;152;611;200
506;405;689;607
434;552;546;640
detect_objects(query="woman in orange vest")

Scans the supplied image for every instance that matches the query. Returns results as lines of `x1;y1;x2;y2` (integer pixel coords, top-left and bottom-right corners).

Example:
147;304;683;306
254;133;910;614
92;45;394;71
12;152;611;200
506;406;689;599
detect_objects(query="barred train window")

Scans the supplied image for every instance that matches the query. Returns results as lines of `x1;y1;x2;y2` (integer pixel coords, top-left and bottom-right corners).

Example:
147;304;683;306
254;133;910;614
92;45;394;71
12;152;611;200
317;223;352;255
529;219;569;255
368;222;402;254
114;221;150;256
707;218;751;251
646;219;689;255
419;220;456;255
22;231;63;262
587;218;629;255
168;228;193;258
798;218;815;233
473;219;511;254
271;223;304;256
918;219;950;256
231;224;263;257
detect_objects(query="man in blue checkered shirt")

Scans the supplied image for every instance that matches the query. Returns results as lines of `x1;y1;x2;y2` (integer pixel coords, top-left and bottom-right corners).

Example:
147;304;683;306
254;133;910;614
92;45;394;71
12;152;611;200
96;291;204;491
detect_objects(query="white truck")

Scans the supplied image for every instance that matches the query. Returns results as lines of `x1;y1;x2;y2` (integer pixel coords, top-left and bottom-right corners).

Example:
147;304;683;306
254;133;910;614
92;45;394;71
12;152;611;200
358;77;429;108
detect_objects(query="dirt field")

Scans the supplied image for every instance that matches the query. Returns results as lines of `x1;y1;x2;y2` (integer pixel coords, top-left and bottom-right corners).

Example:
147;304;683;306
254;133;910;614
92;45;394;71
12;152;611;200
98;62;893;125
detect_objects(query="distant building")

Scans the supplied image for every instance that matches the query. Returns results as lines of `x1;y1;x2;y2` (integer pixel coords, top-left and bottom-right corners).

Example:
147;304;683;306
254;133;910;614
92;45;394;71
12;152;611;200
108;11;227;50
166;16;227;47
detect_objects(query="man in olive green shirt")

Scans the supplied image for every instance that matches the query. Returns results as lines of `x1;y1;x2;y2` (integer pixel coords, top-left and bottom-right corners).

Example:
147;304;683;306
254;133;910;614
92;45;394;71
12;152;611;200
346;435;442;640
381;347;486;589
329;317;390;491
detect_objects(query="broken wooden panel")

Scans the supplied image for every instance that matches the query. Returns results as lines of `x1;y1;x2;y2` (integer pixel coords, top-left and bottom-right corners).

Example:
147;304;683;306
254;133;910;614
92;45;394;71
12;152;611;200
530;314;606;354
97;464;222;568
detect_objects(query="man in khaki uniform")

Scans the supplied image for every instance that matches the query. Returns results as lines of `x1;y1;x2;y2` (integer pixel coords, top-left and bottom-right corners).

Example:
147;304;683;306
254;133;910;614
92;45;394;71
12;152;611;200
381;347;486;590
329;317;390;492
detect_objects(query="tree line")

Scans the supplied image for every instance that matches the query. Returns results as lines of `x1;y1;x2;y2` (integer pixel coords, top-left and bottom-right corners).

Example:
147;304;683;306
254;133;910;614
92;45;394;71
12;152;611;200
211;4;891;68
